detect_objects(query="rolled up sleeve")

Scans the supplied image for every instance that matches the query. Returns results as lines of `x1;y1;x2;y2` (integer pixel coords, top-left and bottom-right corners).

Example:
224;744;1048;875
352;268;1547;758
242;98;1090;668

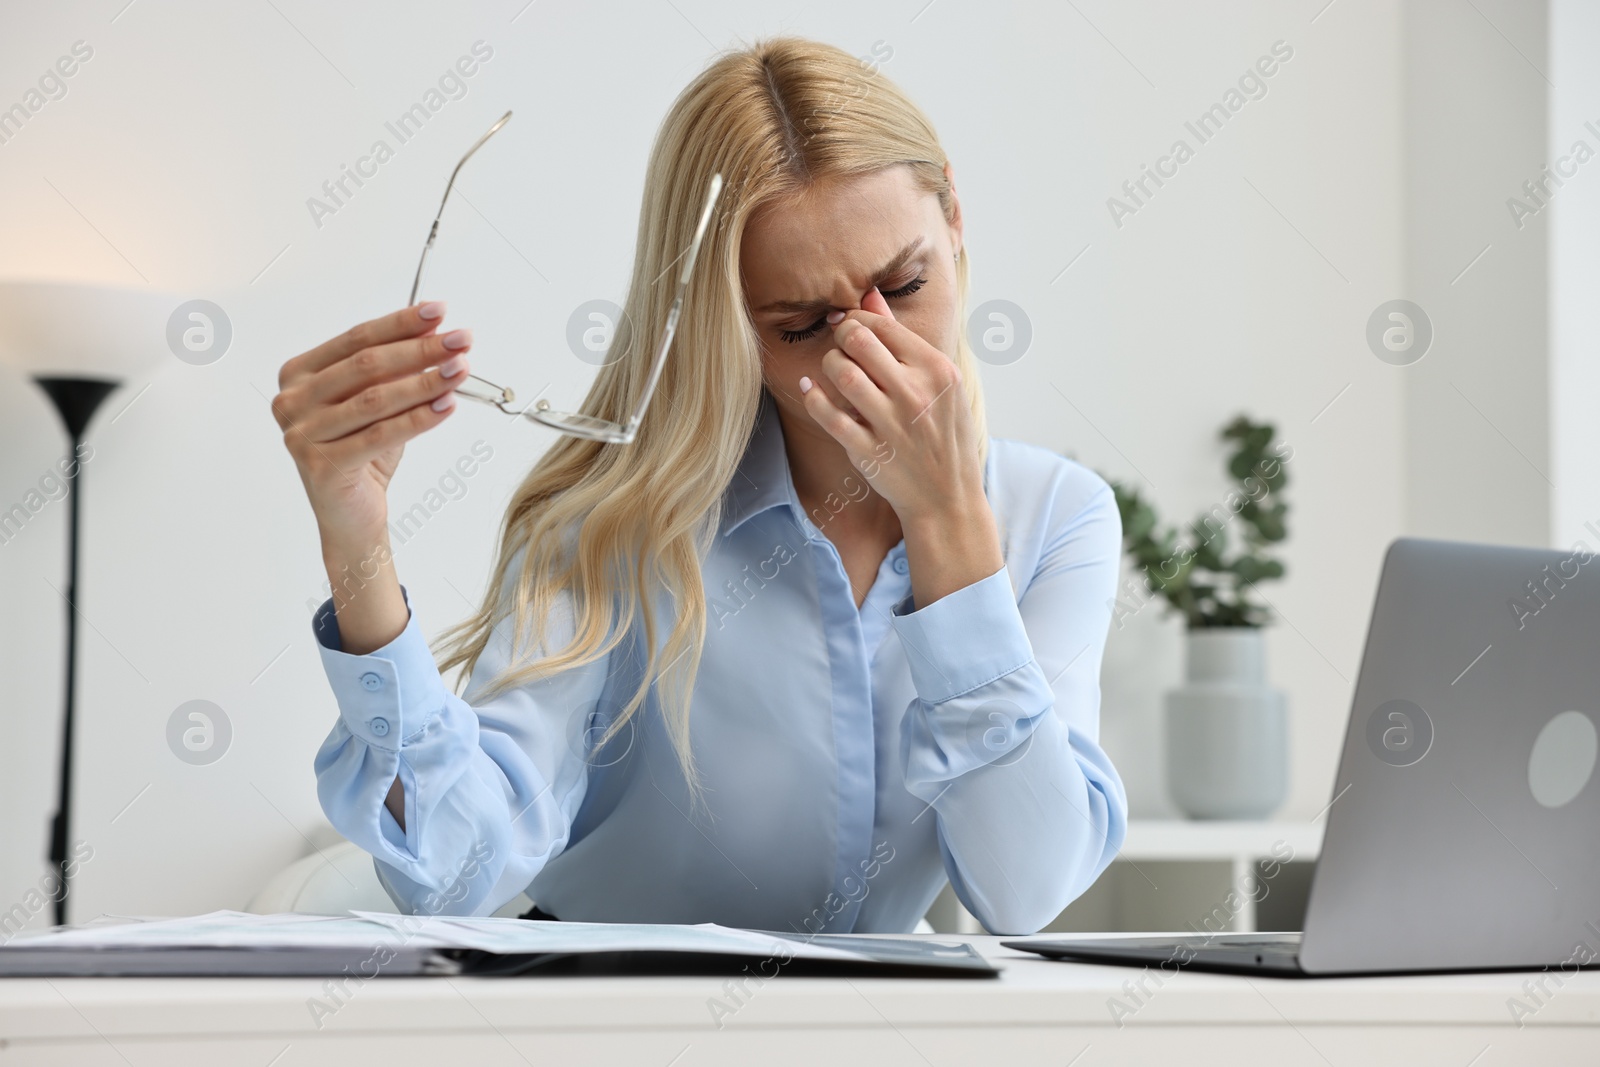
890;564;1032;704
312;586;451;751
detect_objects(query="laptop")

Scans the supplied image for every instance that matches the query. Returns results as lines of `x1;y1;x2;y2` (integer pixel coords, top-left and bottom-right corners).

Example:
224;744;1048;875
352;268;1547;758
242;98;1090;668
1005;537;1600;976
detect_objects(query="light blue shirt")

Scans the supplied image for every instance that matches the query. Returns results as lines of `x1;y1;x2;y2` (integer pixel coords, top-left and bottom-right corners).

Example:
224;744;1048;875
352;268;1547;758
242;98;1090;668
312;391;1128;935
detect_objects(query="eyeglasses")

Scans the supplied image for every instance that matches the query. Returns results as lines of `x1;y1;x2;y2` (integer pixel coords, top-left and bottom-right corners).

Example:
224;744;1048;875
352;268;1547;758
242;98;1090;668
408;110;724;444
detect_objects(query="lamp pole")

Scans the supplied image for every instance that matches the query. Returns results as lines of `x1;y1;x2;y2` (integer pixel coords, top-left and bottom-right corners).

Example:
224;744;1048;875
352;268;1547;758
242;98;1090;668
35;375;119;927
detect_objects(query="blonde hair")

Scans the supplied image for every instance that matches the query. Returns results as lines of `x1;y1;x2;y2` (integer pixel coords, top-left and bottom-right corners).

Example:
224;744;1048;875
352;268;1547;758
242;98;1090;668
433;35;988;810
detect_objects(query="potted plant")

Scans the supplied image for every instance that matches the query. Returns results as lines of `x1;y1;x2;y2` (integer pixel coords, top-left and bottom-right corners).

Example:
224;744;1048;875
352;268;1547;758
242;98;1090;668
1107;416;1292;820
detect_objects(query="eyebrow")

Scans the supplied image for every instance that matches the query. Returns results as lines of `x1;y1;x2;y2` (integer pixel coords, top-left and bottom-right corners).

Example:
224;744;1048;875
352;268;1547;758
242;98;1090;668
755;236;927;314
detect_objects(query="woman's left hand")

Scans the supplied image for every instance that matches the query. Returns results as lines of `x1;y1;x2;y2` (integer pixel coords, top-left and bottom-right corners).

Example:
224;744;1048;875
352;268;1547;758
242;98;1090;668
799;287;985;526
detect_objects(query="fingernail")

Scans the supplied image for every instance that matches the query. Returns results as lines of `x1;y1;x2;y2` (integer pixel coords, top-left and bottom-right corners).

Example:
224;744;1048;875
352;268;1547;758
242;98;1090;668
826;309;845;324
418;300;446;320
799;376;813;394
431;393;456;413
439;353;467;378
442;328;472;350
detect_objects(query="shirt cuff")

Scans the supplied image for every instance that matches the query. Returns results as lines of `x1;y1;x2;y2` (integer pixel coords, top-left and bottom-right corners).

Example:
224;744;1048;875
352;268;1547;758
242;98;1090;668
890;564;1033;704
311;585;451;751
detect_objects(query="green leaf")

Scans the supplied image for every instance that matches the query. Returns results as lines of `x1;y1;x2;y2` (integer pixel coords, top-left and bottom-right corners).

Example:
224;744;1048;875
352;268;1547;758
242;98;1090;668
1231;556;1285;583
1125;501;1159;543
1094;412;1290;629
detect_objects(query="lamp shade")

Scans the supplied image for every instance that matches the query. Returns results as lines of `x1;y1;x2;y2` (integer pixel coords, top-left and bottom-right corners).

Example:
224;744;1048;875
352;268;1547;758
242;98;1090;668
0;281;176;379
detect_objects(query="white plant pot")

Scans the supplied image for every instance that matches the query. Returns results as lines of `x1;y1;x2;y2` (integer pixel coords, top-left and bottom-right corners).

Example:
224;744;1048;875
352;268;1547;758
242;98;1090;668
1164;628;1288;820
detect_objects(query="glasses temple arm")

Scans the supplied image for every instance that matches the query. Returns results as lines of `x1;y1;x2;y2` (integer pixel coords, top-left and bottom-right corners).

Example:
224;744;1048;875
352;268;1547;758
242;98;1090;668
624;173;724;432
408;110;514;307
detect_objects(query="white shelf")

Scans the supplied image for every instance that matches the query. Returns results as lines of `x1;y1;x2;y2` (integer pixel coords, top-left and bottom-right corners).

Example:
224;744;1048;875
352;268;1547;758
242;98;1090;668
938;819;1325;935
1120;818;1324;864
1113;819;1324;933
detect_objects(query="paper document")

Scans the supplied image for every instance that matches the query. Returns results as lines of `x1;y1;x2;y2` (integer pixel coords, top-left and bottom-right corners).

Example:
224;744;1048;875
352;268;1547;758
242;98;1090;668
15;910;464;950
353;911;866;960
0;910;997;978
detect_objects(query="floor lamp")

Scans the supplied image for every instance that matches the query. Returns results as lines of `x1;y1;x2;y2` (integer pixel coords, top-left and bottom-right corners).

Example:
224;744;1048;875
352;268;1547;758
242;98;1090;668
36;377;118;927
0;282;170;927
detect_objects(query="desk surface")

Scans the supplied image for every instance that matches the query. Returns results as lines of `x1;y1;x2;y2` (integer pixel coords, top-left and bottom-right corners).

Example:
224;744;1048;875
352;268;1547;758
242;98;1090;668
1;935;1595;1065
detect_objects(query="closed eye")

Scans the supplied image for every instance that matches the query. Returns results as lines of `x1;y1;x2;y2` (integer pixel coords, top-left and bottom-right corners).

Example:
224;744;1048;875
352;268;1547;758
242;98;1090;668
777;276;928;344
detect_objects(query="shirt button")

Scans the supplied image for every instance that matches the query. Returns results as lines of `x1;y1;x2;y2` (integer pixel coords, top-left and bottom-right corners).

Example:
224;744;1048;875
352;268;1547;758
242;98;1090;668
360;672;383;691
893;556;909;575
369;717;391;738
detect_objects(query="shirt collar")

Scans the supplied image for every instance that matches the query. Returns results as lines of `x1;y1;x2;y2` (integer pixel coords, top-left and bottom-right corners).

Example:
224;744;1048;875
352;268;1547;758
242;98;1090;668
722;389;799;538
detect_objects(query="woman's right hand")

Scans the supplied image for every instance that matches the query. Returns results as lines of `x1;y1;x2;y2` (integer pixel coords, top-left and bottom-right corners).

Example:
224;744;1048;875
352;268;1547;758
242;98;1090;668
271;301;472;549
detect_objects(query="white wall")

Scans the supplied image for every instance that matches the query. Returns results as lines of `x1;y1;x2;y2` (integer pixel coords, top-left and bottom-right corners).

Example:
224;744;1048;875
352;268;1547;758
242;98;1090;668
1401;0;1549;547
1075;0;1408;821
0;0;1559;927
1551;0;1600;547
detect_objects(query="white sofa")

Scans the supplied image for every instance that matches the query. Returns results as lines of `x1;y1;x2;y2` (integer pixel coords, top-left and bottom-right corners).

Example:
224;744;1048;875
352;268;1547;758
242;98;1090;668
245;822;533;918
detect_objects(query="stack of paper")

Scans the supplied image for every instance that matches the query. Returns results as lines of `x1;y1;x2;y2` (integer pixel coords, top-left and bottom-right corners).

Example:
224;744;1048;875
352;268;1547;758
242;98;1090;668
0;911;997;978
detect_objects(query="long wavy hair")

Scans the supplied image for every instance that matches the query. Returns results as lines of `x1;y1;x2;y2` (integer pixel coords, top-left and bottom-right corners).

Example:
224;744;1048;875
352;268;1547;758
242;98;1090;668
433;35;989;809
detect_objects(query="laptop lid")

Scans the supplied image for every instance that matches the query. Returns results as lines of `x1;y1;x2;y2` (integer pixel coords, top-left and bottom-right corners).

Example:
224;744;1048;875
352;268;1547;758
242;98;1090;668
1301;537;1600;974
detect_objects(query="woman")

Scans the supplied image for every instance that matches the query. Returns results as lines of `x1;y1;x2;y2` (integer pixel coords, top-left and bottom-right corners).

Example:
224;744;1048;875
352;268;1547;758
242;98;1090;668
273;36;1126;935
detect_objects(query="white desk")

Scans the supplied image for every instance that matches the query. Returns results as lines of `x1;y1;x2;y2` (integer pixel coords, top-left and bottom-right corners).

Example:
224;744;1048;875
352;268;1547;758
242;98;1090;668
2;935;1595;1065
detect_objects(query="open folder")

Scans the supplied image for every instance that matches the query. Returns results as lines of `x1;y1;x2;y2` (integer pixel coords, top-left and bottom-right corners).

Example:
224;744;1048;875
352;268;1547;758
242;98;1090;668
0;910;998;978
